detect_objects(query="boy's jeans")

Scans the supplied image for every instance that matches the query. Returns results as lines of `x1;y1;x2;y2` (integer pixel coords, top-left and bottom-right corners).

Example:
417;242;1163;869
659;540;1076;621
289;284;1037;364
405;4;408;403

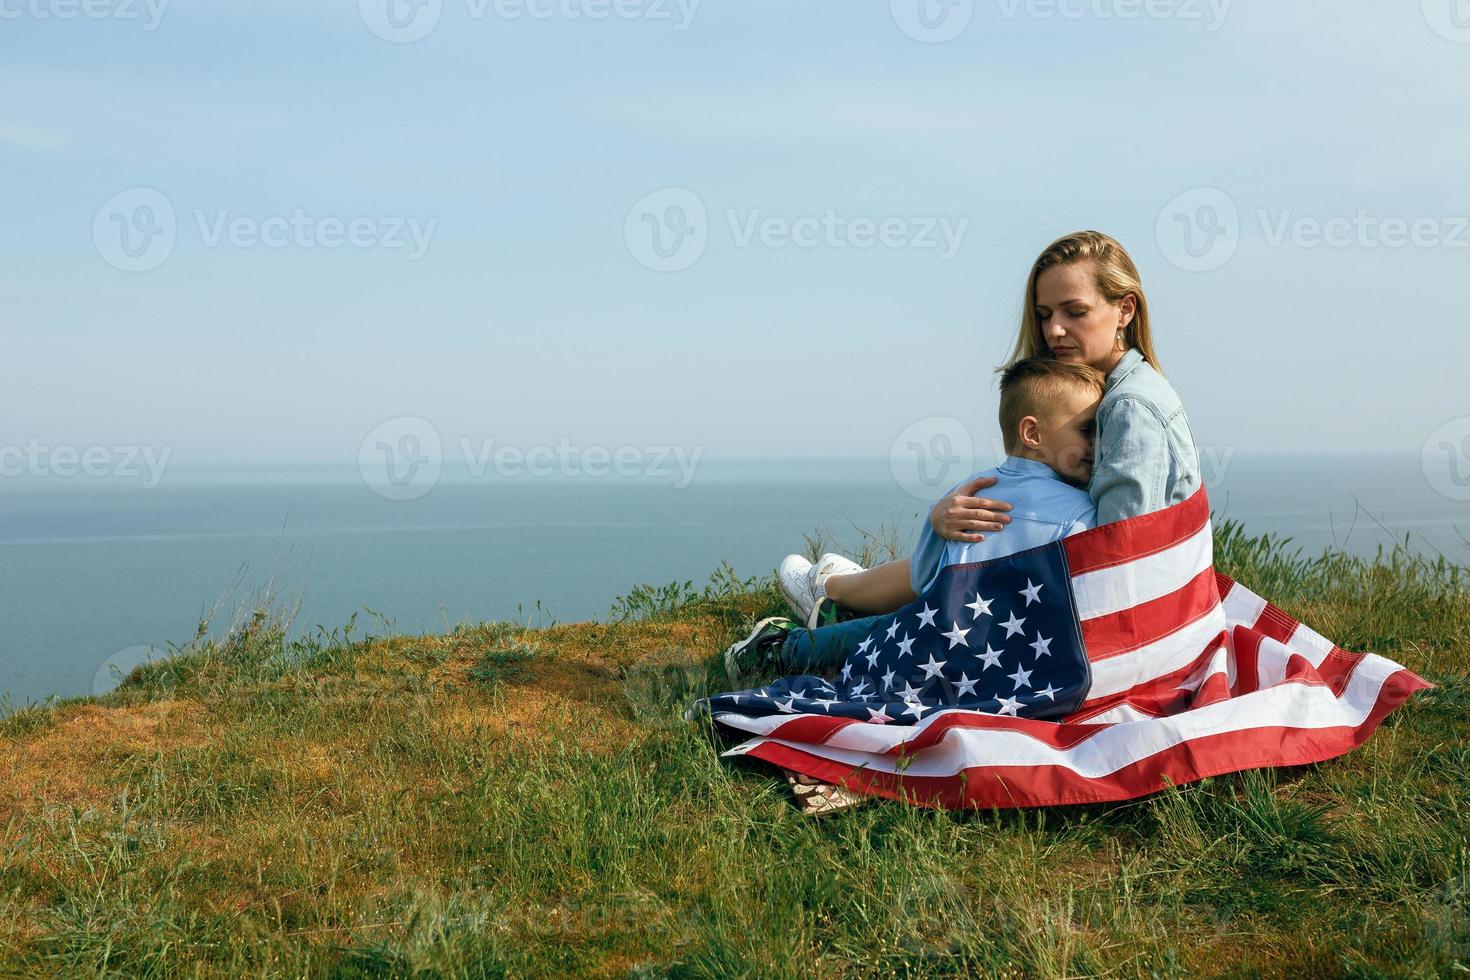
776;614;885;673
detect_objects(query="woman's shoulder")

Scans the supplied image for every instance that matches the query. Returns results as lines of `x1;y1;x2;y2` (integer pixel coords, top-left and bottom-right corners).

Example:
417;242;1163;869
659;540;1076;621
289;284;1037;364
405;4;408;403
1101;352;1185;420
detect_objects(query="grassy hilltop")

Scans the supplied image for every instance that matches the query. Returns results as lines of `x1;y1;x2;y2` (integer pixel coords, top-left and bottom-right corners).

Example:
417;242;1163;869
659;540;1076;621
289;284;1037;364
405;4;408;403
2;523;1468;977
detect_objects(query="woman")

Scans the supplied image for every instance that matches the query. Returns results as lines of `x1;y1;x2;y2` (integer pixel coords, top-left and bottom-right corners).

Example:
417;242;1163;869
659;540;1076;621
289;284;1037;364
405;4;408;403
780;230;1203;628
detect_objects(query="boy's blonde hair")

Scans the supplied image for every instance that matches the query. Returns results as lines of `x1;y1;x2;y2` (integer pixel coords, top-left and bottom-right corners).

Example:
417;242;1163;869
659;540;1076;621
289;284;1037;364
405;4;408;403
998;358;1105;453
1007;230;1162;374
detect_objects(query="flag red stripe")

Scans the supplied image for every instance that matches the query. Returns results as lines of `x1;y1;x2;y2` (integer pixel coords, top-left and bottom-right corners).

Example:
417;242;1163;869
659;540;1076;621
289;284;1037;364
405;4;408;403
1080;564;1222;660
761;704;1112;753
1229;626;1263;695
1074;638;1220;716
744;668;1425;810
1252;604;1300;645
1063;485;1210;576
752;630;1390;757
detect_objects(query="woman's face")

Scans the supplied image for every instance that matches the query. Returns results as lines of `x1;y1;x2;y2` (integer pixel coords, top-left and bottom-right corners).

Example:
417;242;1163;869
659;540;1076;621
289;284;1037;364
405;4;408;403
1034;261;1137;374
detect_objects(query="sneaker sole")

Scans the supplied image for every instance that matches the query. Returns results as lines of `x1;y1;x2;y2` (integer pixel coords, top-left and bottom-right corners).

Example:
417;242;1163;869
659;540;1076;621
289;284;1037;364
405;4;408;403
724;616;790;686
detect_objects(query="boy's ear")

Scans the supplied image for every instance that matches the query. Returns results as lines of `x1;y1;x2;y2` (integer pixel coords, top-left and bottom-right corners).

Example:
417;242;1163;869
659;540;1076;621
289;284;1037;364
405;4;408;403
1018;415;1042;450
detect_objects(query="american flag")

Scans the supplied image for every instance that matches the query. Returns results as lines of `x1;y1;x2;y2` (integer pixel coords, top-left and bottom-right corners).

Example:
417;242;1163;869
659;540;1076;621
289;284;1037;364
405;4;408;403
695;489;1431;810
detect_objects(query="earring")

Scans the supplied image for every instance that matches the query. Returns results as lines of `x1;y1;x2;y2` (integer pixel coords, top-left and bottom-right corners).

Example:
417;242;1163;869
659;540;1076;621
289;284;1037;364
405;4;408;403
1115;329;1127;352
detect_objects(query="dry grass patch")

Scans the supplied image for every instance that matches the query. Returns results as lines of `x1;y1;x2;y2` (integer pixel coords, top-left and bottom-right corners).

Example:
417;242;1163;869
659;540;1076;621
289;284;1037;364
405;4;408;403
0;700;206;817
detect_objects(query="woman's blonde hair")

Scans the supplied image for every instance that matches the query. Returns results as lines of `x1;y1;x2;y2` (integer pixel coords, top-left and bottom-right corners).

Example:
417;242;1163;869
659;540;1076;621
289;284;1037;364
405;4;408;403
1007;230;1161;373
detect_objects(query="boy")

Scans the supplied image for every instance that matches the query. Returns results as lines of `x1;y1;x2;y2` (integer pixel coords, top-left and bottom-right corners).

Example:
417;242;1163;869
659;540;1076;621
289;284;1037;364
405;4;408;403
908;357;1100;595
728;357;1104;681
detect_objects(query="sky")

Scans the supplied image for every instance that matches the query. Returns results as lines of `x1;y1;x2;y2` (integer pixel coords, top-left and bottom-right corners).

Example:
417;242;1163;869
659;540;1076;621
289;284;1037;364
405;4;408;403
5;0;1470;476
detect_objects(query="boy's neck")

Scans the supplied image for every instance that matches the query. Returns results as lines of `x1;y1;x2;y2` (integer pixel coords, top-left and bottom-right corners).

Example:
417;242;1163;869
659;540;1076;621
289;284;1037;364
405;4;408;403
1006;448;1068;482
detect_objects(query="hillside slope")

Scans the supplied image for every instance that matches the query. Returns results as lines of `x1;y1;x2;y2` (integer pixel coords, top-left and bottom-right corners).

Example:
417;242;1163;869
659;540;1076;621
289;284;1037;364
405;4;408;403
2;529;1468;976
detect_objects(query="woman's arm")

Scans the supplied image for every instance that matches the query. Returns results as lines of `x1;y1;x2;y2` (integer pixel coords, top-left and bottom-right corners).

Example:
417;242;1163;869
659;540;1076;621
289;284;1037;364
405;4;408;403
1090;397;1170;525
929;475;1013;543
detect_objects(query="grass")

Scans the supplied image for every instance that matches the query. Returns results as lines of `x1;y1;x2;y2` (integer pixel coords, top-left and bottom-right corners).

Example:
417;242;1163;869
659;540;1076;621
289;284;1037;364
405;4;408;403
0;520;1466;977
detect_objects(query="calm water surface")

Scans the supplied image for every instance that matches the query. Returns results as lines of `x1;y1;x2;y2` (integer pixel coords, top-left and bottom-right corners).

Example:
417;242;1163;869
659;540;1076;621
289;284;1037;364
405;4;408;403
2;455;1465;708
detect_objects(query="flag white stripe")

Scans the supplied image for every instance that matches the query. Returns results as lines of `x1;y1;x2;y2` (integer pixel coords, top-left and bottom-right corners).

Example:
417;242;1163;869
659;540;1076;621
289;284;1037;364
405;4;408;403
1078;703;1163;725
1069;521;1213;621
724;653;1399;779
1221;580;1268;630
1288;622;1336;667
1086;604;1227;698
1256;634;1293;688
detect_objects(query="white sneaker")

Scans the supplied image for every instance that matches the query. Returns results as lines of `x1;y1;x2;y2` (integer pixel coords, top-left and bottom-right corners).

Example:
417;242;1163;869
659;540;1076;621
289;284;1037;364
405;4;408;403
779;554;816;622
809;553;865;603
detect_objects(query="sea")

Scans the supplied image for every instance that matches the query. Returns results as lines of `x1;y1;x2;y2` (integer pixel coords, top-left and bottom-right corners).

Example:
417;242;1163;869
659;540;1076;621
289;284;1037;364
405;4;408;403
2;454;1465;710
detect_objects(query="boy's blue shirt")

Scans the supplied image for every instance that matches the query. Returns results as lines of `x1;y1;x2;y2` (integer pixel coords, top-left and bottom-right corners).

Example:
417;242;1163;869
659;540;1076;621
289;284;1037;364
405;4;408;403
909;455;1097;595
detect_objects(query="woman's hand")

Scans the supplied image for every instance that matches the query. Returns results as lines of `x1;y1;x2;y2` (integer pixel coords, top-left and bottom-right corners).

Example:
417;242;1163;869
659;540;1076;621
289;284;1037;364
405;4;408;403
930;476;1012;543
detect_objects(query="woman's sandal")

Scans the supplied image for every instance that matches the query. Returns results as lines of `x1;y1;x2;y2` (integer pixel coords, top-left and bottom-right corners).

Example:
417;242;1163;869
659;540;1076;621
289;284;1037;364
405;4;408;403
784;769;865;817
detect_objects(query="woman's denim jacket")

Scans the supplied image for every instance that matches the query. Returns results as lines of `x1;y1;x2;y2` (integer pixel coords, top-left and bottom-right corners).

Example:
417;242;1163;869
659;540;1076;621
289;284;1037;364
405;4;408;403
1091;348;1202;524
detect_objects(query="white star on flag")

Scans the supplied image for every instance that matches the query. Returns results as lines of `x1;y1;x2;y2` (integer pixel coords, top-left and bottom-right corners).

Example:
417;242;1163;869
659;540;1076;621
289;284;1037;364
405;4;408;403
915;603;938;630
978;645;1004;670
812;697;837;711
865;646;882;669
840;663;853;681
1001;612;1026;638
882;668;895;690
919;654;948;680
867;705;892;724
1020;579;1044;606
856;637;872;656
850;679;871;698
942;622;971;648
1035;683;1060;701
903;699;930;719
964;593;993;618
897;633;915;657
954;673;979;697
776;697;798;713
897;680;922;700
996;695;1023;716
1008;664;1033;690
1029;633;1053;658
885;620;900;641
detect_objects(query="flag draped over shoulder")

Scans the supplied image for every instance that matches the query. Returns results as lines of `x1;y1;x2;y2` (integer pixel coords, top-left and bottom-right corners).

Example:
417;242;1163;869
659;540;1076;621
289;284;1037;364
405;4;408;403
693;489;1431;810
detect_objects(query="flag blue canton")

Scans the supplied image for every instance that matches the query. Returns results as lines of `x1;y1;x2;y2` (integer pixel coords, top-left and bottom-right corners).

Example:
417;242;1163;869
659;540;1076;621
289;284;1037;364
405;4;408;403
704;541;1089;724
